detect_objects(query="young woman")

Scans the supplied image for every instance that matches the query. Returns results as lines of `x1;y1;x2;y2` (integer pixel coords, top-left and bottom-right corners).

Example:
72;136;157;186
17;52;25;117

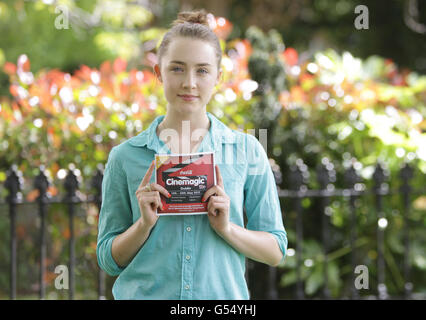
97;9;288;300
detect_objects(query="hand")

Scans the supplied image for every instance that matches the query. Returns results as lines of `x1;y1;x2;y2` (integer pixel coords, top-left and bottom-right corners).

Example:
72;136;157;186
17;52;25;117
202;165;231;236
135;160;171;229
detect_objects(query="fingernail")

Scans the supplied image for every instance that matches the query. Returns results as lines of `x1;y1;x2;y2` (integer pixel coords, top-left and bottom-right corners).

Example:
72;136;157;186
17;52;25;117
201;197;205;202
168;193;171;198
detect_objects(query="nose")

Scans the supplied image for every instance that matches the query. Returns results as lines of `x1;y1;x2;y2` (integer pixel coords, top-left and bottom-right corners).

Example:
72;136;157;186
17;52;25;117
182;70;196;89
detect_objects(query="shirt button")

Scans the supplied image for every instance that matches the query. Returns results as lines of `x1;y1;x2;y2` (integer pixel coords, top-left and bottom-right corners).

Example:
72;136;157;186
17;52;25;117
186;226;191;232
185;255;191;260
185;285;190;290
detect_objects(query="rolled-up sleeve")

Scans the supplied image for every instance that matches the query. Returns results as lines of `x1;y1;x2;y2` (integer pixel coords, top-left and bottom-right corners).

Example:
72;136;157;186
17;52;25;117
96;146;132;276
243;134;288;264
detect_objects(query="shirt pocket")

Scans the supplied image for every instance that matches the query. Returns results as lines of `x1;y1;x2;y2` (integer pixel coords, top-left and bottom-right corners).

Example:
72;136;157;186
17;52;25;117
220;163;244;190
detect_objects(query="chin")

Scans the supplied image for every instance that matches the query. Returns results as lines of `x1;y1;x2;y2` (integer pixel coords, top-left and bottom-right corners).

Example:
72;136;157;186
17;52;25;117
177;102;203;113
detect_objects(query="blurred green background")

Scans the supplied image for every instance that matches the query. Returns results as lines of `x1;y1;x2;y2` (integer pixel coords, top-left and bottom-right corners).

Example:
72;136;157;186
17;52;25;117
0;0;425;299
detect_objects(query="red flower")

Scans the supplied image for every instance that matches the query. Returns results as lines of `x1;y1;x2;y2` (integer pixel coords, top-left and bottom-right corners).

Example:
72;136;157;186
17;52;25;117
113;57;127;73
100;60;112;75
282;47;298;66
3;62;17;75
211;15;233;40
75;64;92;81
9;84;19;97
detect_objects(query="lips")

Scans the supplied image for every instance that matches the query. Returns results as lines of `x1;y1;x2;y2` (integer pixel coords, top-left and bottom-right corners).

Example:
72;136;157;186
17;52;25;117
178;94;198;98
178;94;199;101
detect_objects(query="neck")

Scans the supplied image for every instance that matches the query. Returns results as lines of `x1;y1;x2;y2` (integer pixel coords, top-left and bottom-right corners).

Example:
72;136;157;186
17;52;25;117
158;107;210;136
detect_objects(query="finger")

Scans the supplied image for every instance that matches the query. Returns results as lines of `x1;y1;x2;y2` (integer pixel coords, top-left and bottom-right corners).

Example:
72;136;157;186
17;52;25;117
139;192;157;205
155;192;164;210
208;203;226;216
207;201;216;216
202;185;219;202
138;191;159;202
144;194;163;211
215;165;224;188
208;198;227;209
150;183;171;199
207;198;223;215
155;196;163;211
211;203;227;216
136;189;160;199
209;195;228;203
139;160;155;189
214;203;228;210
206;197;224;211
203;178;229;201
207;210;216;217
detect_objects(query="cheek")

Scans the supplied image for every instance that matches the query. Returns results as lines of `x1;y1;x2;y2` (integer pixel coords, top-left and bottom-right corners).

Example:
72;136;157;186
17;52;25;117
199;77;216;91
162;80;179;97
200;82;216;100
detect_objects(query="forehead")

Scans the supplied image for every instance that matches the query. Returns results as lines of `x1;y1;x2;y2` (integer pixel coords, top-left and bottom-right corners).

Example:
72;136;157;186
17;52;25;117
163;37;217;66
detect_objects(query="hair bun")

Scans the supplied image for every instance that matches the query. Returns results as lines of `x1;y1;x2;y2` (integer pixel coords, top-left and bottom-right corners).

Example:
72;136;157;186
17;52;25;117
172;9;210;28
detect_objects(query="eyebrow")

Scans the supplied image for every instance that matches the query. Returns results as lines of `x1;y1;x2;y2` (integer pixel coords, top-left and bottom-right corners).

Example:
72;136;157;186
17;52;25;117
169;60;212;67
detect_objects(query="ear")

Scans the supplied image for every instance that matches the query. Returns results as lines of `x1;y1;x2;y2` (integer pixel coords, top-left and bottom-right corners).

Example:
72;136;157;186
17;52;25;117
153;64;162;82
215;68;223;86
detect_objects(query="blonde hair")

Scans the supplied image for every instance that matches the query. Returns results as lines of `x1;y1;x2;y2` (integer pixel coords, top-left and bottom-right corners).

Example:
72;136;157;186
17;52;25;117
157;9;222;71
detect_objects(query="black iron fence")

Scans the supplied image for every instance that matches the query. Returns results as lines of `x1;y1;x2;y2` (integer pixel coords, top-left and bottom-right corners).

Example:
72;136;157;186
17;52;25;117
0;159;424;299
1;164;105;300
248;158;424;300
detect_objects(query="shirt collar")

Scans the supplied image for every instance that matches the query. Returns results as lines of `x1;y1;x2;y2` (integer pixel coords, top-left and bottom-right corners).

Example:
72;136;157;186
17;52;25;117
128;112;237;153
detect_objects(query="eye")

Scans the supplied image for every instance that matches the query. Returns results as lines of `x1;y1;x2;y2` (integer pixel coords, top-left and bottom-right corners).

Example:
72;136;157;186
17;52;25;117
171;66;183;72
198;68;208;74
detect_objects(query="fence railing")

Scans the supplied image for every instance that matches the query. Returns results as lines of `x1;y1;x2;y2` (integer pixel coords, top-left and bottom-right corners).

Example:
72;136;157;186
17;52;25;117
2;164;105;300
0;158;424;299
248;158;424;300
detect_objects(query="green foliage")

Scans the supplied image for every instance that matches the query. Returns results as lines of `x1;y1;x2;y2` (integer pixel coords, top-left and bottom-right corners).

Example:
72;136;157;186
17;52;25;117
246;27;426;299
0;9;425;299
0;0;167;96
0;22;256;298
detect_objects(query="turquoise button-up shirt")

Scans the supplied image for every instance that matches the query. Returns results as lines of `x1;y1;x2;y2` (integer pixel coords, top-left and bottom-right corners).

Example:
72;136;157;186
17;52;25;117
96;112;287;300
